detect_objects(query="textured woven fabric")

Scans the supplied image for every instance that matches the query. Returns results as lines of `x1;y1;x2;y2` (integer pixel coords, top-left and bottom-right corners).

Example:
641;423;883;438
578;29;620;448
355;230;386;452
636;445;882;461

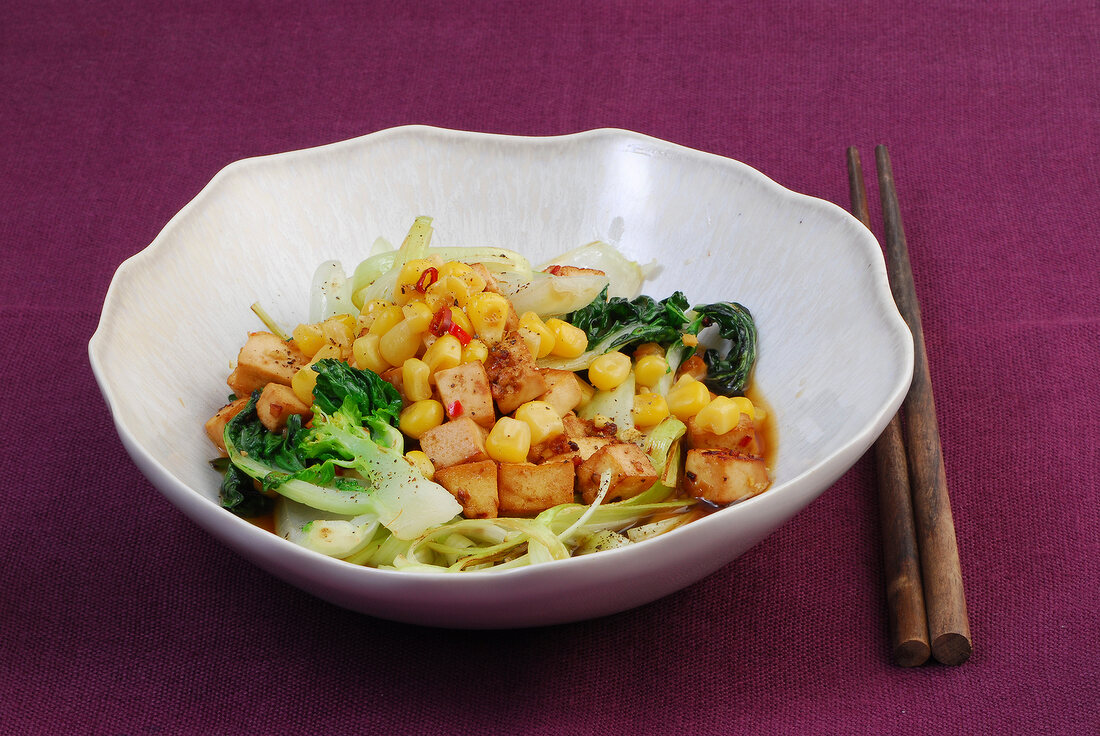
2;1;1097;733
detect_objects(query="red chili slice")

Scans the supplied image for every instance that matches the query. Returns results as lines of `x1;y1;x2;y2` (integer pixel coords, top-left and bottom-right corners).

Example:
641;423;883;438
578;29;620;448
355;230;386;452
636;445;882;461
447;322;472;346
429;307;452;337
415;267;439;293
447;400;463;417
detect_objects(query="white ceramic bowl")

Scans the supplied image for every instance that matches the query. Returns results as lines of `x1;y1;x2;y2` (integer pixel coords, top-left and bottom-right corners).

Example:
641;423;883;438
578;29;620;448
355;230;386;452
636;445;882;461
89;126;912;628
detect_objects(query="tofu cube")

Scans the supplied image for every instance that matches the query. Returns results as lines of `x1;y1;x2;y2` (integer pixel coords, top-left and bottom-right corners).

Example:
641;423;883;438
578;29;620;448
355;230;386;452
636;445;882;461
577;442;658;504
418;416;490;469
542;436;612;465
435;362;496;427
686;414;761;456
434;460;499;519
683;449;770;505
484;331;548;414
256;382;312;433
227;331;308;396
538;369;584;416
498;460;576;515
204;396;250;454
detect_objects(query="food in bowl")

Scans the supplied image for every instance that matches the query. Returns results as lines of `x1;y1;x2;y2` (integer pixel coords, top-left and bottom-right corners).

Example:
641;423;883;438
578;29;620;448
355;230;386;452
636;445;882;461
206;216;773;571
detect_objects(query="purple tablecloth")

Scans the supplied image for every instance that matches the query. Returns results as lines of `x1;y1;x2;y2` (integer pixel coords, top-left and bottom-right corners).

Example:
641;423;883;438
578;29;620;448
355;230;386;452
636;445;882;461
4;2;1097;733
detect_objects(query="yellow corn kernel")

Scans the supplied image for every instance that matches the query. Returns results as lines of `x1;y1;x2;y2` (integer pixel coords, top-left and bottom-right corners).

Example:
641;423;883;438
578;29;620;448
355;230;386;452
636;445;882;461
730;396;756;422
352;334;390;374
423;334;462;375
402;301;434;332
399;399;444;440
291;367;318;405
485;417;531;463
588;351;632;392
394;258;437;305
308;343;342;366
545;318;588;358
402;358;433;402
447;305;474;336
667;375;712;420
360;298;392;318
322;315;355;354
634;354;670;389
466;291;511;344
292;322;326;358
425;275;471;311
695;396;741;435
379;319;423;367
439;261;487;295
368;304;404;337
461;338;488;364
405;450;435;481
518;311;556;358
632;393;670;427
517;326;542;362
514;400;565;445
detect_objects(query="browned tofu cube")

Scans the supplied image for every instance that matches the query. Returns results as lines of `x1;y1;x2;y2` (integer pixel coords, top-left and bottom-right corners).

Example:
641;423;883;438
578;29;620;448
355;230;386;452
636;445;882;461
204;396;250;454
434;460;499;519
542;436;612;465
498;460;576;515
435;362;495;427
686;414;761;456
538;369;584;416
484;331;548;414
227;331;308;396
418;416;490;469
256;382;312;433
683;449;770;505
577;443;658;504
561;411;588;438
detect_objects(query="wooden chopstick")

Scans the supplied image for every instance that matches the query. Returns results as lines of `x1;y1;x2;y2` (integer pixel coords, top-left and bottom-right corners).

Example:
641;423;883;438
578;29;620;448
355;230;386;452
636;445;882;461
847;145;973;666
847;148;931;667
874;145;972;665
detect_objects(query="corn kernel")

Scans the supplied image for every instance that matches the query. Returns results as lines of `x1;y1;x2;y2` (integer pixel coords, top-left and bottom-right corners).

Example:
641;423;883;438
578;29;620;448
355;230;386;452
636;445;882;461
402;358;433;402
405;450;435;480
485;417;532;463
546;318;588;358
695;396;741;435
368;304;404;336
731;396;756;422
466;292;511;344
423;333;462;375
402;301;434;332
425;275;471;311
379;318;423;367
461;338;489;364
667;375;711;420
633;354;669;388
588;351;632;392
394;258;437;305
291;367;317;404
308;343;342;366
352;334;389;374
439;261;486;294
632;393;670;427
399;399;444;439
514;400;565;445
518;311;556;358
292;322;325;358
448;305;474;336
322;315;355;355
518;326;542;362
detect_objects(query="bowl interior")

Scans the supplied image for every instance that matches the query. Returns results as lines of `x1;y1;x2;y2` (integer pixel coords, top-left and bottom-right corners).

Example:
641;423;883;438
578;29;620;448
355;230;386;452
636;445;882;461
90;127;912;626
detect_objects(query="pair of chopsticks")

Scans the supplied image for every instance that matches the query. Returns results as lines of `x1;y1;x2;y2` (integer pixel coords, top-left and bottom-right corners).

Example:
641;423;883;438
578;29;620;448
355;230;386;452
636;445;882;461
847;146;972;667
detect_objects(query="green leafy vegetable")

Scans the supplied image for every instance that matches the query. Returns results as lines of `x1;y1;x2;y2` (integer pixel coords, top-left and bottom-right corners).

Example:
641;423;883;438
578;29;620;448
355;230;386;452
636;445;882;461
219;362;460;540
693;302;757;396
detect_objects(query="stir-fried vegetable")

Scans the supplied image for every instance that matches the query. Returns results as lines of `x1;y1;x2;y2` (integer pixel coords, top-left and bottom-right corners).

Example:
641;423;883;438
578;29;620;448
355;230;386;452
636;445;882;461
209;217;771;572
